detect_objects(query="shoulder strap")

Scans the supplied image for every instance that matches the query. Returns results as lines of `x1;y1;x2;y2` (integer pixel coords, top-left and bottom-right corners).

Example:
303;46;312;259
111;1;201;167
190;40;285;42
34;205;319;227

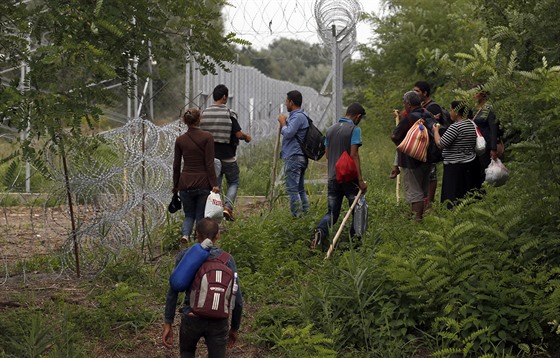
425;100;439;109
213;251;231;265
346;126;355;153
473;107;484;119
227;109;237;122
295;114;313;145
186;132;205;153
405;112;416;126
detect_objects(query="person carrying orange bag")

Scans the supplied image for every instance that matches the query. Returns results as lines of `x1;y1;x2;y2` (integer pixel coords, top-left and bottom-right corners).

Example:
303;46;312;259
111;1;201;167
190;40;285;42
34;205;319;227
396;117;429;162
391;91;432;221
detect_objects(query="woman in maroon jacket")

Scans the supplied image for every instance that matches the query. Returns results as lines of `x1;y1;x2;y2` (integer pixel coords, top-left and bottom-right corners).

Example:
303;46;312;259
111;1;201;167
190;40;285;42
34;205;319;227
173;108;219;243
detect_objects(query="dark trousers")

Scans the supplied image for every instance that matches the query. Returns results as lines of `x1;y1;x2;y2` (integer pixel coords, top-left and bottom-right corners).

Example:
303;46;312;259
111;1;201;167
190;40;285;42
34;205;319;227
180;315;228;358
179;188;210;238
441;158;481;209
317;179;359;238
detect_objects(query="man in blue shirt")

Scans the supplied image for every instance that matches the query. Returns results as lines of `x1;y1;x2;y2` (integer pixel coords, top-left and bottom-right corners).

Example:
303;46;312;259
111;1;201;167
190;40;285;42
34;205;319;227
277;90;310;217
311;102;368;249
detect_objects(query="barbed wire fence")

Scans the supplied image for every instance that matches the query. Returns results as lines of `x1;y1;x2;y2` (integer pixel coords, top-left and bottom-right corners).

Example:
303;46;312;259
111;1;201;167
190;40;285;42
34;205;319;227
0;0;363;281
0;61;332;281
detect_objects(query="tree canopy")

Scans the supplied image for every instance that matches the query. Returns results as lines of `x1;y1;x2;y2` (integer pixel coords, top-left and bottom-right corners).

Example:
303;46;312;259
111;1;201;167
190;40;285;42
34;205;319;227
0;0;248;168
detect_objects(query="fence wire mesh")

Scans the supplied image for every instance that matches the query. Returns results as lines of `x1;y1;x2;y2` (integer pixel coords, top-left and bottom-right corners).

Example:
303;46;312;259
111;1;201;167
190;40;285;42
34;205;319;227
1;62;331;281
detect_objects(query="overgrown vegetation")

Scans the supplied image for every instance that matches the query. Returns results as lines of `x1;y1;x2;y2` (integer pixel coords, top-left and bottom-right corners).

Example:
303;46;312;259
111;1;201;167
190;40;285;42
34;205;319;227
2;0;560;356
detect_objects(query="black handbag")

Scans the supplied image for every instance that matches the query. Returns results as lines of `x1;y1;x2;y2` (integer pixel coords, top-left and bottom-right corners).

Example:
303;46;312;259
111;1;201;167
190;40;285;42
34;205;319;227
168;193;182;213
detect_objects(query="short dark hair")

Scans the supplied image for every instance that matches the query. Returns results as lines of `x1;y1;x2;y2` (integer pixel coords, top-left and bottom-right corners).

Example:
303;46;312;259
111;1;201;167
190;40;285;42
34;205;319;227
403;91;422;107
450;100;469;117
183;107;201;126
286;90;303;107
196;218;220;241
346;102;366;117
414;81;431;96
213;84;229;101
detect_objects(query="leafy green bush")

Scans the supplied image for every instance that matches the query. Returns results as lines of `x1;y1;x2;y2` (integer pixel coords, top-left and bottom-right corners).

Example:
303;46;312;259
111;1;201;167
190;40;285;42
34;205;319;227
273;324;337;358
0;308;88;358
252;305;304;346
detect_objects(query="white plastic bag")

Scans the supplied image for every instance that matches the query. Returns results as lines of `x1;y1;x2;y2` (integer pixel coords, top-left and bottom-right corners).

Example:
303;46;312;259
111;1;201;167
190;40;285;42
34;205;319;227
470;120;486;156
204;191;223;220
475;134;486;156
352;195;368;236
485;158;509;186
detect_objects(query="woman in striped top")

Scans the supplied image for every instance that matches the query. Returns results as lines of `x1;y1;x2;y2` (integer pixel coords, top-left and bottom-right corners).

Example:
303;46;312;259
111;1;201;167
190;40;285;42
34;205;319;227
432;101;481;208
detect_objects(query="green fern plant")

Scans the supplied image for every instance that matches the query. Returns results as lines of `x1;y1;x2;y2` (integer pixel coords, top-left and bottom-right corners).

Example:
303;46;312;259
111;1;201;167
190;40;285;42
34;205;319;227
431;316;490;357
9;314;52;358
273;324;336;358
2;161;21;190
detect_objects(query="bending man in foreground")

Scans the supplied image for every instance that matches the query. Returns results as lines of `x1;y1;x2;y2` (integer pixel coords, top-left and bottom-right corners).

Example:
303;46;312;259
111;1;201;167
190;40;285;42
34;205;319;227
311;102;368;249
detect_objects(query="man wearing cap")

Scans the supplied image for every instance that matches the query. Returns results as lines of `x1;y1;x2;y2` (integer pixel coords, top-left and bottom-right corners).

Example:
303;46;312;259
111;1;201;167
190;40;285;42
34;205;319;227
311;102;368;249
391;91;432;221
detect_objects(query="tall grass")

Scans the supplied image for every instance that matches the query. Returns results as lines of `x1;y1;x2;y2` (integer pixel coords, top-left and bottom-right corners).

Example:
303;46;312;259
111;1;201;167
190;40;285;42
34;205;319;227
2;104;559;357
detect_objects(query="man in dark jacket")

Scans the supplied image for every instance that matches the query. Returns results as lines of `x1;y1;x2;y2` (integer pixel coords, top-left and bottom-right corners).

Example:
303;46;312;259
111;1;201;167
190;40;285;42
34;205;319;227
391;91;432;221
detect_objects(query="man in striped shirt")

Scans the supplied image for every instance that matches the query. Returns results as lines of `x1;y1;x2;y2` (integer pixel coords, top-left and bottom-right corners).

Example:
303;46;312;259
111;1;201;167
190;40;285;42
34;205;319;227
201;84;252;221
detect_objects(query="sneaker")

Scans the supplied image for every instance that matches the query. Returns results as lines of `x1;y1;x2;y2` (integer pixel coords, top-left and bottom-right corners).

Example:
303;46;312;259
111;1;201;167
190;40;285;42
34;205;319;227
310;229;323;250
180;235;190;245
223;207;235;222
389;166;400;179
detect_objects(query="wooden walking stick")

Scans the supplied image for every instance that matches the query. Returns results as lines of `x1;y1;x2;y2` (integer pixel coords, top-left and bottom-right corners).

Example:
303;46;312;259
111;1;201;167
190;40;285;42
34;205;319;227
325;189;363;259
394;109;400;202
268;124;282;205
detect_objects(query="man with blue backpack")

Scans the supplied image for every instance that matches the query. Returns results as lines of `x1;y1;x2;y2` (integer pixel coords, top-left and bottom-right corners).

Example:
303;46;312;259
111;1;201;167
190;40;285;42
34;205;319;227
163;218;243;358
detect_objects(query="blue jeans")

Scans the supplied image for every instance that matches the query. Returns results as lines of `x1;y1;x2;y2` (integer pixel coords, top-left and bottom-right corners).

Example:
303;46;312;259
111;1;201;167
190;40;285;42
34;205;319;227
180;315;228;358
179;189;210;237
214;160;239;211
284;155;309;217
317;179;359;238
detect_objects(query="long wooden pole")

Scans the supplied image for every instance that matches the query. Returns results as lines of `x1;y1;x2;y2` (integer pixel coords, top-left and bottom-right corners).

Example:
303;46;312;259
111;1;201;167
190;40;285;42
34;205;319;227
268;125;282;205
394;110;400;202
325;189;363;259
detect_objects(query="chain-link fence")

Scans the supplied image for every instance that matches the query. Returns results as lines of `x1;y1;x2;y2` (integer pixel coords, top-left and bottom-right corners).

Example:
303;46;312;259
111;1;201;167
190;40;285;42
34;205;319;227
1;62;331;281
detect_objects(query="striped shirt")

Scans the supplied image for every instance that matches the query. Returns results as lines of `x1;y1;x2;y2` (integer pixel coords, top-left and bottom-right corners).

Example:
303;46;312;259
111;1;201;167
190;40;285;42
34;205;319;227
439;120;477;164
201;104;233;144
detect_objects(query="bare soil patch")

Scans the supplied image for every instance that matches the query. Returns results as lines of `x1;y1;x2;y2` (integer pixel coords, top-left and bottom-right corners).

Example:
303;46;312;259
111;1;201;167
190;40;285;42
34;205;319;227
0;196;272;357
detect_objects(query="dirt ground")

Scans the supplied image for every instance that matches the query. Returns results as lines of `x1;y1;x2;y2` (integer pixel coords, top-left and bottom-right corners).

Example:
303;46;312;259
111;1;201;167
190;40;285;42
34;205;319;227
0;272;268;357
0;196;269;273
0;205;69;262
0;197;271;357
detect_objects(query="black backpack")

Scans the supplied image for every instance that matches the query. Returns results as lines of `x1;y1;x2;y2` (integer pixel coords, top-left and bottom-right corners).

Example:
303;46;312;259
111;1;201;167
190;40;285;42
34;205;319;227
297;115;326;161
425;101;451;127
419;109;444;163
